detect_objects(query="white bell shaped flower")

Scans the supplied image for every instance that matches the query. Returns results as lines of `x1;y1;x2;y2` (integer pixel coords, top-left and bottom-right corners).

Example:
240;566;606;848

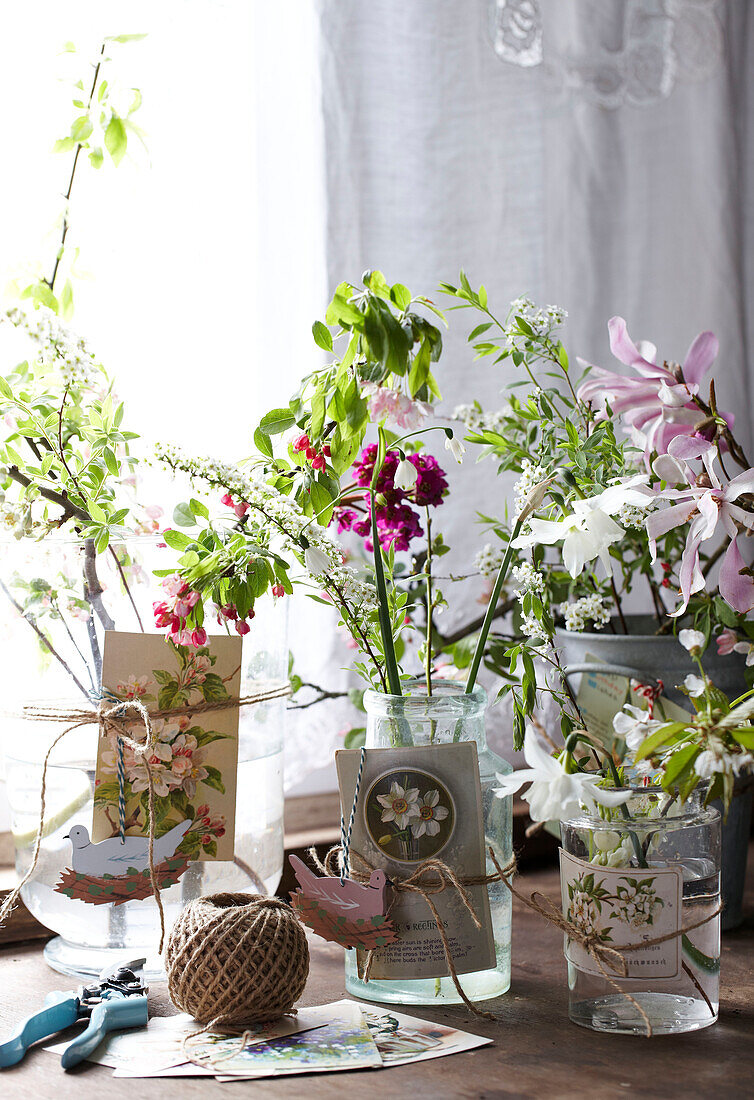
492;728;632;822
444;434;465;463
304;546;331;578
512;475;651;578
394;456;418;490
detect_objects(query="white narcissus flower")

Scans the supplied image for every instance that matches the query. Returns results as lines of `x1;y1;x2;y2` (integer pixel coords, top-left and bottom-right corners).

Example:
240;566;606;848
377;782;420;829
411;789;449;837
678;628;706;655
512;475;652;578
492;729;632;822
394;456;418;490
684;673;706;698
444;434;465;463
304;546;331;578
612;704;663;752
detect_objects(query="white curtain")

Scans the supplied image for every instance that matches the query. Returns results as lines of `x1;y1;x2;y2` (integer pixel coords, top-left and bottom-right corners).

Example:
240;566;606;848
310;0;754;766
1;3;751;795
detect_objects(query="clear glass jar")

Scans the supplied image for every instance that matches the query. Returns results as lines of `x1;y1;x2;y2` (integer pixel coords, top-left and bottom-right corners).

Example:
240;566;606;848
0;536;286;978
344;678;512;1006
560;790;720;1035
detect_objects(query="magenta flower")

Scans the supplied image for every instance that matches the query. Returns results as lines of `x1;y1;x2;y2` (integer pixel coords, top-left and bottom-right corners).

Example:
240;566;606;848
578;317;732;461
646;463;754;615
349;445;448;552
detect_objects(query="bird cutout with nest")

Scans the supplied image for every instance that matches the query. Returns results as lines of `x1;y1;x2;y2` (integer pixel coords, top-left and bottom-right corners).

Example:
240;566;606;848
289;854;398;950
55;821;193;905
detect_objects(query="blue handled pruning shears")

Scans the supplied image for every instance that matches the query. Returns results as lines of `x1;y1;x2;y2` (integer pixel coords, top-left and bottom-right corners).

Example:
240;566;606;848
0;958;148;1071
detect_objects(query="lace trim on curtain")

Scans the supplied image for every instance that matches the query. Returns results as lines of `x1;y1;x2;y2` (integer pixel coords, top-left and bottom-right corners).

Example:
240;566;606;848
489;0;725;108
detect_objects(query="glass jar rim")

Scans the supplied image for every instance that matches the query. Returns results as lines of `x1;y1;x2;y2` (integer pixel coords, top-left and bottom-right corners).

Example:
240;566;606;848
364;677;487;715
561;786;719;828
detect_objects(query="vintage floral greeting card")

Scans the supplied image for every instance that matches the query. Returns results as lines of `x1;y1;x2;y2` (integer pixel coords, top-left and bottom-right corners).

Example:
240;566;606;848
91;632;241;865
560;850;682;979
336;743;495;981
191;1001;382;1078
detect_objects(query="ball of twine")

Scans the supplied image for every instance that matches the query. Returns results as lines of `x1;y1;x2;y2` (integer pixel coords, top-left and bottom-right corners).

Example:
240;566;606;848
165;892;309;1027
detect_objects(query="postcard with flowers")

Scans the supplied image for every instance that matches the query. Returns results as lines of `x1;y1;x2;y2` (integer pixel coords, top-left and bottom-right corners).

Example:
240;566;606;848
336;743;495;981
560;850;683;979
92;631;242;862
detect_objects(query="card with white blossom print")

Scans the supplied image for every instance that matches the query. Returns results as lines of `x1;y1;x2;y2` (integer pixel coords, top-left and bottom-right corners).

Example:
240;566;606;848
336;743;495;981
560;850;682;980
90;631;241;868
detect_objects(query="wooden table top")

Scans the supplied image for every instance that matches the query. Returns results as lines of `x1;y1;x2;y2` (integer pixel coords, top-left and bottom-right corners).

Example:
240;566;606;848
1;856;752;1100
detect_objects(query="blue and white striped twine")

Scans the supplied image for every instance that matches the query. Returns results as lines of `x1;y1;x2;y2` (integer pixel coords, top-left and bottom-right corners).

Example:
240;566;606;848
115;738;126;843
92;688;128;844
340;745;366;884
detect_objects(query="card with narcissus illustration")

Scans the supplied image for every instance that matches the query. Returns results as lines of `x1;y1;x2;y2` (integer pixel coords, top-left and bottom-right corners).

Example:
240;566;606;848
58;632;242;905
335;742;495;981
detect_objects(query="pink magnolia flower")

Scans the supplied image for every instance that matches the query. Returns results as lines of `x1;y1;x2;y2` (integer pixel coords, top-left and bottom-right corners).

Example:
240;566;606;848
578;318;732;462
646;463;754;615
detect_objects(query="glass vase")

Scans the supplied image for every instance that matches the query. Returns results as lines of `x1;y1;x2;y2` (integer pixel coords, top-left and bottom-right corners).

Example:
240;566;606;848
560;790;720;1035
0;535;286;979
344;678;512;1007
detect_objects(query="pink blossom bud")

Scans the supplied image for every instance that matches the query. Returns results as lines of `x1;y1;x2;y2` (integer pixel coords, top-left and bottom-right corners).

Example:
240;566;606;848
221;493;234;507
271;583;285;598
311;453;326;470
235;620;251;635
234;502;250;518
292;433;310;453
191;628;207;647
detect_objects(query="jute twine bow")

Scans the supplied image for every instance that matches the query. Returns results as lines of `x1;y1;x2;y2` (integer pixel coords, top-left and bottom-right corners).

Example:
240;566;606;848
311;844;517;1020
487;849;723;1038
0;681;291;950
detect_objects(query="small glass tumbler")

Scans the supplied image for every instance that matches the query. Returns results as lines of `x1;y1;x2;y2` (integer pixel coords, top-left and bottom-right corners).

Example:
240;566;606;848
560;791;720;1035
